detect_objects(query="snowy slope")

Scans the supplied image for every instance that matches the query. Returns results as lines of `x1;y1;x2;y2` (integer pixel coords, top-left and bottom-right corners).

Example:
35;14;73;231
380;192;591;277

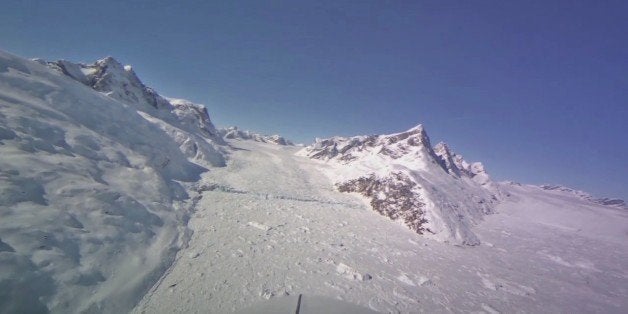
135;139;628;314
40;56;226;167
2;48;627;314
298;125;502;245
0;50;220;313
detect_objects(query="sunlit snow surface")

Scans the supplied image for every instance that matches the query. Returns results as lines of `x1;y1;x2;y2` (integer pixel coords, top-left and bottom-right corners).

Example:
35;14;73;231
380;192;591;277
1;50;627;313
135;140;628;313
0;51;207;313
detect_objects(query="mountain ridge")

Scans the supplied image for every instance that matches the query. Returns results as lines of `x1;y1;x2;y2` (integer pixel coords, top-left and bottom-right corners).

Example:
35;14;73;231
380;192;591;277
298;124;502;245
1;50;625;313
36;53;627;240
218;126;294;146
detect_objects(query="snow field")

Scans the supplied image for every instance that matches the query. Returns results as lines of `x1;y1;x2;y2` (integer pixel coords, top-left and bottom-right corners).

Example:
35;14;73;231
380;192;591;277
134;140;628;313
2;49;627;313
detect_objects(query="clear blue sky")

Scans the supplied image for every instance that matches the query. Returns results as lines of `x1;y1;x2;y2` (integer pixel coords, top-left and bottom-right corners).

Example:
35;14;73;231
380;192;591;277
2;0;627;199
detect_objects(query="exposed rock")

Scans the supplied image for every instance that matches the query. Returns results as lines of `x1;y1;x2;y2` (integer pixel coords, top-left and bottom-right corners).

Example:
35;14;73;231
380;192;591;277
42;57;226;166
337;172;429;234
299;125;500;245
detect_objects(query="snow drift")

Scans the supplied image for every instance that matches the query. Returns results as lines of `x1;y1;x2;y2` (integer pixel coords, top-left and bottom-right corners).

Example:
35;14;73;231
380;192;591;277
0;50;223;313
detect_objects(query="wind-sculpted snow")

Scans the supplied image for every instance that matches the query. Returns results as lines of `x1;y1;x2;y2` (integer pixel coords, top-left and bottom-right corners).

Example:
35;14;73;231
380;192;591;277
40;56;226;167
0;50;209;313
299;125;501;244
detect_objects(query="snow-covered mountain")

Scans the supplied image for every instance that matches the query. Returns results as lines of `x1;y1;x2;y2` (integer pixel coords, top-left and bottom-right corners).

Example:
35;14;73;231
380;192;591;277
298;125;502;245
1;49;627;313
538;184;627;209
0;50;226;313
39;56;226;167
136;139;628;314
218;126;294;146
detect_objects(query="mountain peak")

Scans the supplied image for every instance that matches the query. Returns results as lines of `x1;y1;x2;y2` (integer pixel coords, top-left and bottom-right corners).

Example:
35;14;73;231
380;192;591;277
302;124;437;163
299;125;501;244
41;55;226;166
406;124;425;132
434;141;450;151
383;124;429;146
96;56;123;68
434;142;461;177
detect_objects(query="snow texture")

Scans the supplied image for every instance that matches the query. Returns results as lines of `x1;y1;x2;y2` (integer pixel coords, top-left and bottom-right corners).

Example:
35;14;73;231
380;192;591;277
134;140;628;314
42;56;226;167
235;294;379;314
2;49;627;313
0;50;220;313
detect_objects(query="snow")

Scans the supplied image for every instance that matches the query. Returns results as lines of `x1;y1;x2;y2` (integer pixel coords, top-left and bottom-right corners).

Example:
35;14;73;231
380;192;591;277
40;54;226;168
2;49;627;313
133;140;628;313
235;295;379;314
537;184;627;209
0;50;212;313
298;125;501;244
218;126;295;145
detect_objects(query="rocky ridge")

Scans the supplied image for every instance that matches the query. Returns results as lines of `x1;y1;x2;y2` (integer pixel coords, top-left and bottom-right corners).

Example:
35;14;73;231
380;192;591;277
219;126;294;146
539;184;626;209
299;125;502;245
